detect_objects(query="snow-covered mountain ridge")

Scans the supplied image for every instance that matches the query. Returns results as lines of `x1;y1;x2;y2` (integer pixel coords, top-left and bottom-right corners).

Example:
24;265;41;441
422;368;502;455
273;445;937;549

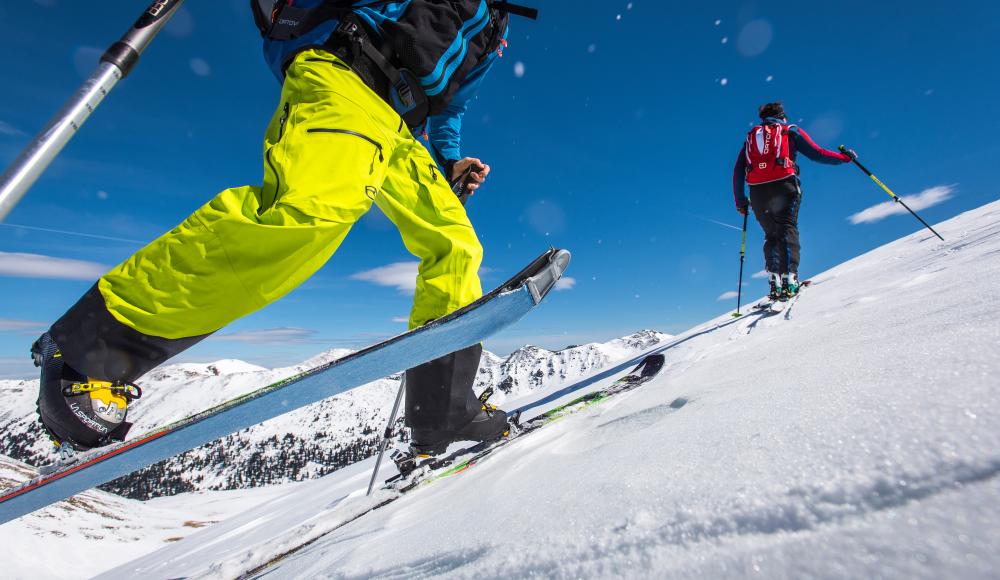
0;330;669;498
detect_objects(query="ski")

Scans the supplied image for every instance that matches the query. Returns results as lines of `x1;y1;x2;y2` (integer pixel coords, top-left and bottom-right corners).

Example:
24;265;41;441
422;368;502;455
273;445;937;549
0;248;571;525
754;280;812;313
390;352;666;489
239;353;666;578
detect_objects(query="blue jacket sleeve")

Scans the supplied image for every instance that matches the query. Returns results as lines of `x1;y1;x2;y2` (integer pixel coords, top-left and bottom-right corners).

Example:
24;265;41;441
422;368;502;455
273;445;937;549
425;51;500;175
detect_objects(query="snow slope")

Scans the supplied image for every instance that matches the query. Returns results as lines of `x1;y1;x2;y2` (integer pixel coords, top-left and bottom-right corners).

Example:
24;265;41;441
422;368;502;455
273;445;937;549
0;454;292;579
105;199;1000;579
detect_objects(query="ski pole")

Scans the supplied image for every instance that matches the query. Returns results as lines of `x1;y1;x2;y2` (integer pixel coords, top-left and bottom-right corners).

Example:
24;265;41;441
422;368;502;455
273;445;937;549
451;163;480;206
732;212;749;317
367;374;406;496
0;0;185;222
839;145;945;241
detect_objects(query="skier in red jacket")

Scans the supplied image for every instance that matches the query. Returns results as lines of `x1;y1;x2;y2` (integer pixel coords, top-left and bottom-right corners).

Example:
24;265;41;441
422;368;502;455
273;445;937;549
733;102;855;299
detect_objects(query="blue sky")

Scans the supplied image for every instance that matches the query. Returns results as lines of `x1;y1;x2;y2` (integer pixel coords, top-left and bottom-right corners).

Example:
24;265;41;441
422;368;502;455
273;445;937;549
1;1;998;378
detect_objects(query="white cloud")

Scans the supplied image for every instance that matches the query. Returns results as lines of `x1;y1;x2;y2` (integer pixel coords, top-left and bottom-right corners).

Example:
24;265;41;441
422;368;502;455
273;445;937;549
513;61;525;78
0;252;107;280
213;327;317;344
350;261;418;294
848;185;955;225
0;318;46;332
349;262;498;295
0;120;26;137
554;276;576;291
717;290;739;301
391;316;409;323
751;270;769;279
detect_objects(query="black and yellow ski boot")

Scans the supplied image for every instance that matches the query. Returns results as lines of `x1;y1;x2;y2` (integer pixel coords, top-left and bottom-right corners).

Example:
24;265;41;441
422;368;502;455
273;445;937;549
32;332;140;452
409;388;510;457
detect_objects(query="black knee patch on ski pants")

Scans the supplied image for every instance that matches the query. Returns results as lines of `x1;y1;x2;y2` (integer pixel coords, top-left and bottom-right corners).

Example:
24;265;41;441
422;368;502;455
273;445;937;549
49;284;211;383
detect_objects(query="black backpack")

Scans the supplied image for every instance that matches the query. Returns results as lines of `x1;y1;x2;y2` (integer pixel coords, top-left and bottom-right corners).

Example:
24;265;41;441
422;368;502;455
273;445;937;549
252;0;537;126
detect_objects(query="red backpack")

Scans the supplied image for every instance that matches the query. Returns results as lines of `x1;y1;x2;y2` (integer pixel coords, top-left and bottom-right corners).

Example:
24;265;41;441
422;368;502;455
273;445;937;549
744;123;797;185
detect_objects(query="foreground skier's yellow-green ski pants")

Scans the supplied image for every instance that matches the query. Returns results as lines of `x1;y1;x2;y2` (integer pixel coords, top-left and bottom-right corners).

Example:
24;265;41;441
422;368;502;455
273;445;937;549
99;49;483;339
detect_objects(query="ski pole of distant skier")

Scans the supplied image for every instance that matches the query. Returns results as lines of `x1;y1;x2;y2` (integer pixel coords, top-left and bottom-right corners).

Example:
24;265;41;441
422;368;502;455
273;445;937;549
839;145;945;241
367;375;406;496
0;0;185;222
732;212;749;317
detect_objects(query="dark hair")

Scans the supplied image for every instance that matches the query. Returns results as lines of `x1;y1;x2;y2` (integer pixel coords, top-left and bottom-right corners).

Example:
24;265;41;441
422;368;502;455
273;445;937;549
758;101;786;120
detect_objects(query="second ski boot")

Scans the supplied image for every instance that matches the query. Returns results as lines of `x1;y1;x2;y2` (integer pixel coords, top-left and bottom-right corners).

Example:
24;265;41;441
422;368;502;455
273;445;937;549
782;273;801;298
409;401;510;457
32;332;140;452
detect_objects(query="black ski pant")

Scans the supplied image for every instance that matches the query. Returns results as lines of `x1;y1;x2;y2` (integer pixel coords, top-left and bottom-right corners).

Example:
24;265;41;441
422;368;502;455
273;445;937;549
749;177;803;275
404;344;482;431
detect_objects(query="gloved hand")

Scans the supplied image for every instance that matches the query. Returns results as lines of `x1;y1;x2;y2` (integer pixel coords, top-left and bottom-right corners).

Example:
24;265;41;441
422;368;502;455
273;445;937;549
736;201;749;216
840;147;857;161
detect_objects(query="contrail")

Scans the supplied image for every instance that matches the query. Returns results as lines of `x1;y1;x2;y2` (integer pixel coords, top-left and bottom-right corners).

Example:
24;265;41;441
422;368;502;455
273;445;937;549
702;217;742;231
679;210;743;232
0;223;145;244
